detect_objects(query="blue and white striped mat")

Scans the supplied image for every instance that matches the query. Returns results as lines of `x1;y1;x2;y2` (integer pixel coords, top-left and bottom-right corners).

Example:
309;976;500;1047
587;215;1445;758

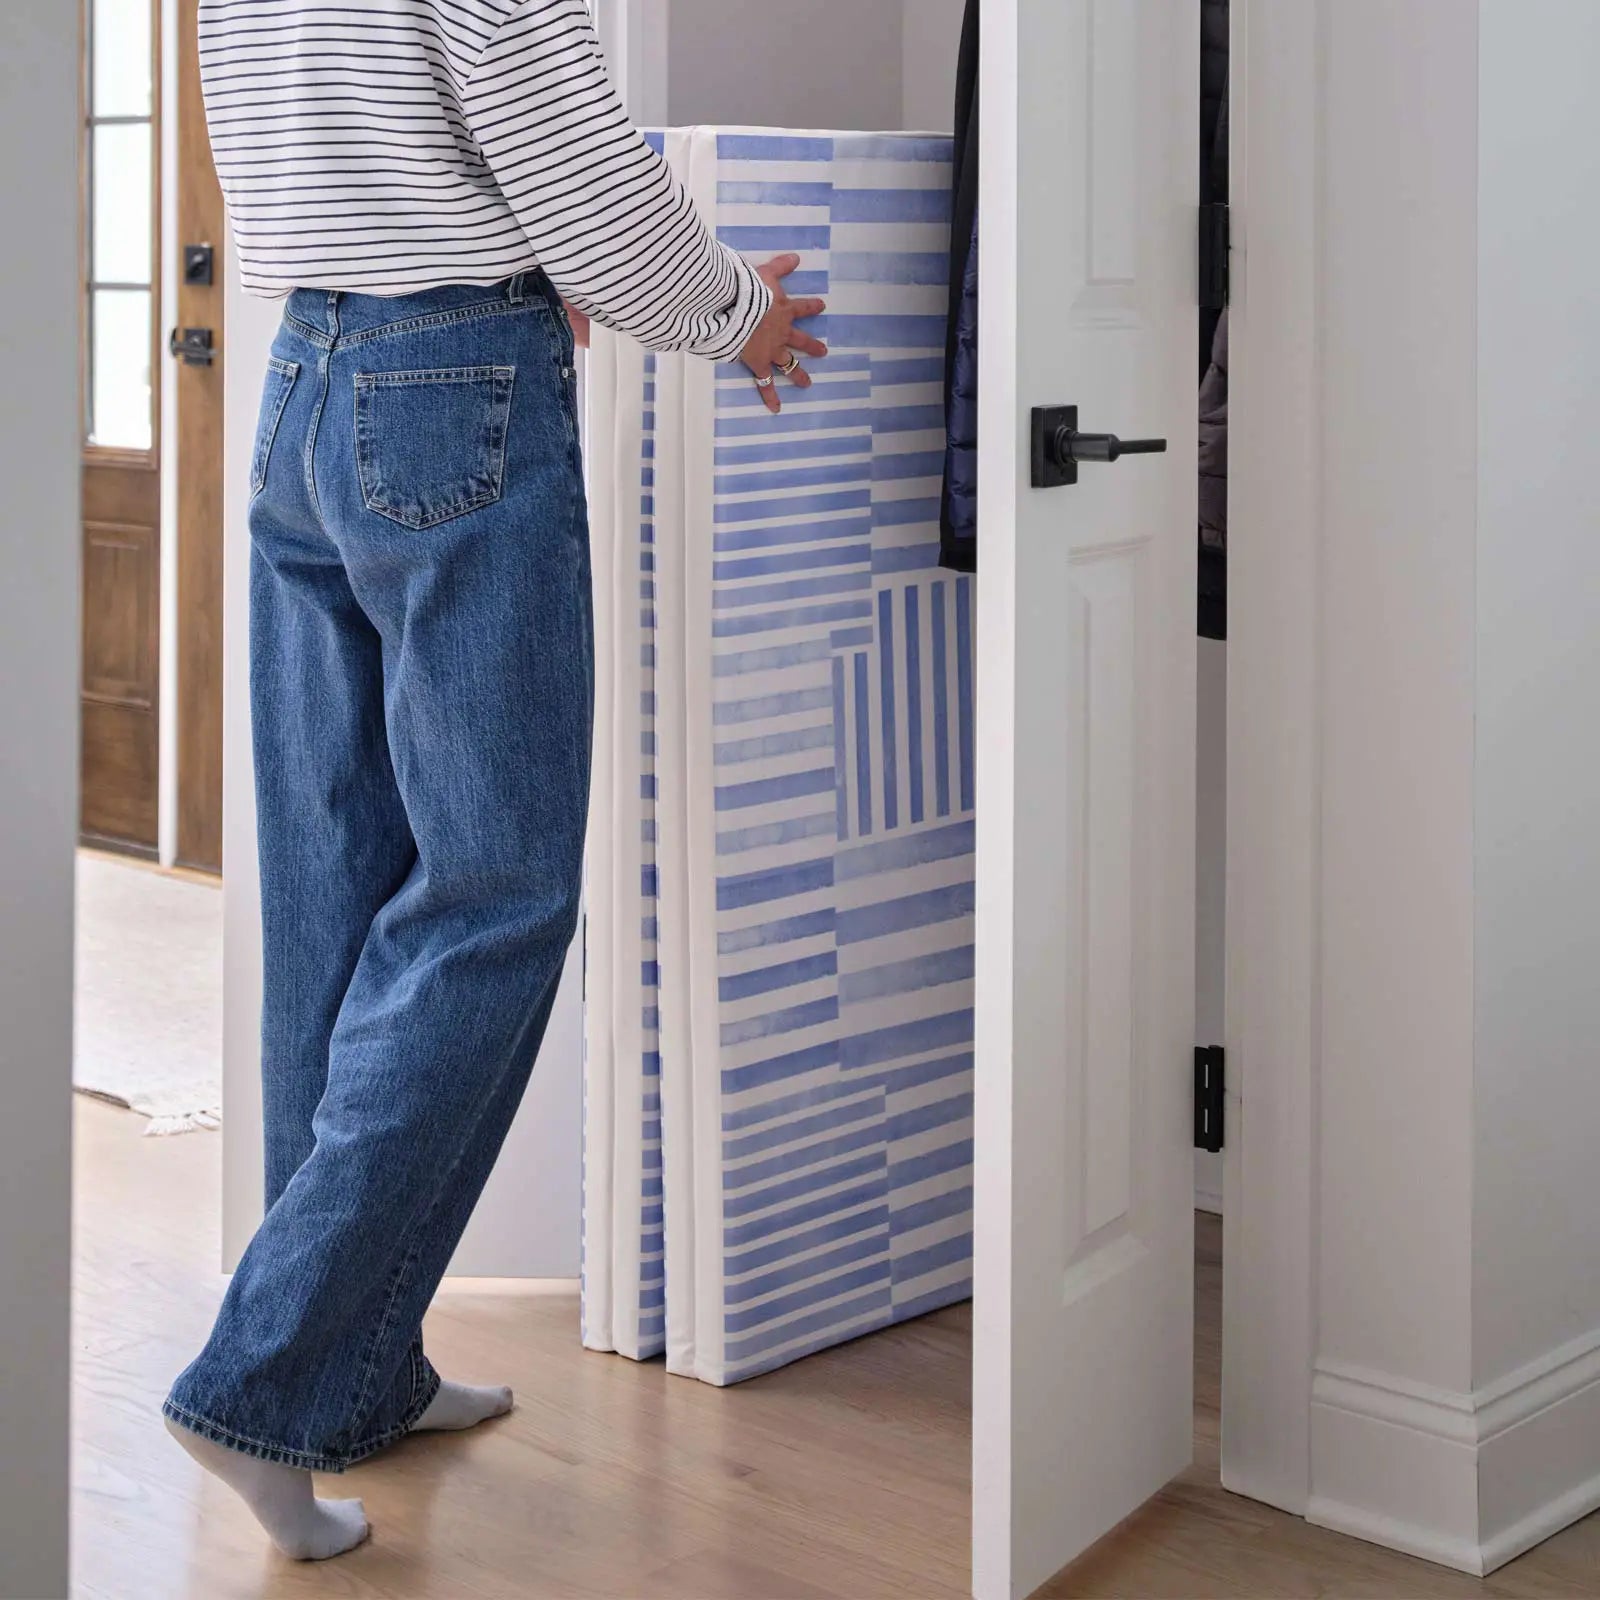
585;127;971;1385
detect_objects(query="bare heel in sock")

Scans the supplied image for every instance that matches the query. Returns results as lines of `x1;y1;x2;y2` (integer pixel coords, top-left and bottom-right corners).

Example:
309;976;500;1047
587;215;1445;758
411;1379;514;1433
164;1416;369;1561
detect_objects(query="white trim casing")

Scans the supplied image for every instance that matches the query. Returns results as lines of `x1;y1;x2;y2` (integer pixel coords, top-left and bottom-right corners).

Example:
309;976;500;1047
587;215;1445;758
158;0;180;866
1220;0;1319;1520
970;0;1021;1588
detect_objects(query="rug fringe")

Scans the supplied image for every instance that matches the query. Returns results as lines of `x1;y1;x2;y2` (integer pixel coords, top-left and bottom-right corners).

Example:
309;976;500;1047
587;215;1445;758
143;1108;222;1137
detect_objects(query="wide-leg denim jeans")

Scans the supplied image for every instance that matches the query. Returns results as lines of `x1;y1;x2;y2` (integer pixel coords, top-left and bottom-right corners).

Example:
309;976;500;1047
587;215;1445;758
164;272;592;1471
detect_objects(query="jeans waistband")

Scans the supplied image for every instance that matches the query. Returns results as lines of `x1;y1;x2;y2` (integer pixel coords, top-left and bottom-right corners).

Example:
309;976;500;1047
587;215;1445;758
284;271;559;344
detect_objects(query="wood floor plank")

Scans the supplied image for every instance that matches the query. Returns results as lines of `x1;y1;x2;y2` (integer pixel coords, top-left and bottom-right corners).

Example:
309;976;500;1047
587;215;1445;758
71;1098;1600;1599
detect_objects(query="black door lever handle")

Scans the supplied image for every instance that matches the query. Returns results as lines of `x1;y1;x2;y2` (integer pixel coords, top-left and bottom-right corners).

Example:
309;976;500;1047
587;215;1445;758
169;326;216;367
1061;431;1168;463
1031;404;1167;488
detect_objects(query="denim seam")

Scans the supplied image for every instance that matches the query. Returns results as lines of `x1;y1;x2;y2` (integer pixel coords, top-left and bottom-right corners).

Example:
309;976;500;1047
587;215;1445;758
338;298;550;349
339;992;545;1456
354;364;512;388
251;358;300;498
303;347;334;524
160;1364;440;1476
342;1234;428;1450
283;310;332;349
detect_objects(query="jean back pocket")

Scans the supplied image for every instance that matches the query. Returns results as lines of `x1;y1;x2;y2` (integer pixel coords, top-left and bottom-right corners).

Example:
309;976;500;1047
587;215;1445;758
354;365;516;531
252;357;300;498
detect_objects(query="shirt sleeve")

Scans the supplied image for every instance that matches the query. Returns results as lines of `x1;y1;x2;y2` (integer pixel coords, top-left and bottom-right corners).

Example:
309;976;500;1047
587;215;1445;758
463;0;772;363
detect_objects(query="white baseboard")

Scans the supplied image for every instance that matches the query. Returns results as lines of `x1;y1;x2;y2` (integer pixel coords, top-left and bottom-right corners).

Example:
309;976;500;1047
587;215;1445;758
1306;1492;1485;1576
1309;1364;1483;1574
1478;1326;1600;1571
1309;1324;1600;1576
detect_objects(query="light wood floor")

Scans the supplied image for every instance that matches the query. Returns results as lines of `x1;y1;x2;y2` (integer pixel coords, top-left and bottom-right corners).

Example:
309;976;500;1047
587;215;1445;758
73;1096;1600;1599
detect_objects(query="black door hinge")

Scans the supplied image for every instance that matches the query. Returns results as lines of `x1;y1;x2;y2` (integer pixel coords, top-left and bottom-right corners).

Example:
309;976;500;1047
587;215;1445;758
1199;203;1230;311
1194;1046;1225;1153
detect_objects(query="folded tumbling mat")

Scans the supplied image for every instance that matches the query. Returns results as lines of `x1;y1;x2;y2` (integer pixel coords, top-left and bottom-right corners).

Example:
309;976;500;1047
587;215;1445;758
585;128;974;1386
580;138;673;1360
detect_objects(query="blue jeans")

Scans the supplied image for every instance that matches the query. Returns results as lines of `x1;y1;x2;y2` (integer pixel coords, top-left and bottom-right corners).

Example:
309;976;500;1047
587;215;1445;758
164;272;592;1471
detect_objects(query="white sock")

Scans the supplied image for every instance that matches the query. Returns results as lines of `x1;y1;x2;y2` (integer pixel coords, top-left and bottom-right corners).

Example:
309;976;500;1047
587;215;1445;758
411;1379;514;1433
164;1416;369;1561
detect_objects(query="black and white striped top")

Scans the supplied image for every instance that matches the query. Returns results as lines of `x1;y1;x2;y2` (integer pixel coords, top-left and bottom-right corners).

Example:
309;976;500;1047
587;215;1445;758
197;0;772;361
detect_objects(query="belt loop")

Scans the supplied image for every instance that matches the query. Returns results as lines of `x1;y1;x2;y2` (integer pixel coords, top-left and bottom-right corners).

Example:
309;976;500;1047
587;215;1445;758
507;272;528;306
324;290;341;340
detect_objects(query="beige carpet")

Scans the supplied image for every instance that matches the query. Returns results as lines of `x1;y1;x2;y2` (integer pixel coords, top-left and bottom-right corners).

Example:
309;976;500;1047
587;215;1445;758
73;852;223;1134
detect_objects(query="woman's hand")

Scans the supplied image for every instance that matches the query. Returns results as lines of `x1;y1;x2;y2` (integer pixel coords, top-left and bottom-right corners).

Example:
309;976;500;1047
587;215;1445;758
561;299;592;350
739;255;828;414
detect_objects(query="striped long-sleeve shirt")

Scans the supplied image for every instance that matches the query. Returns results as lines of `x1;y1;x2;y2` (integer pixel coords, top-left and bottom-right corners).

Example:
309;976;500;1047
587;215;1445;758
196;0;772;361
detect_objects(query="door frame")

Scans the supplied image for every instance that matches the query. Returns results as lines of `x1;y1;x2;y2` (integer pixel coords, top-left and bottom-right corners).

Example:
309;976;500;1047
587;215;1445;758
78;0;165;856
1218;0;1319;1520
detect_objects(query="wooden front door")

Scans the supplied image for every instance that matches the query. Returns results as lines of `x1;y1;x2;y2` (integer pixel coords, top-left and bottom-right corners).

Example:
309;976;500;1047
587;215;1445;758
81;0;162;855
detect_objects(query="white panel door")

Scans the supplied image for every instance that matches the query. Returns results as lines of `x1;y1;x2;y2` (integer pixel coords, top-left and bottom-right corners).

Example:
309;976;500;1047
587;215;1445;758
972;2;1197;1596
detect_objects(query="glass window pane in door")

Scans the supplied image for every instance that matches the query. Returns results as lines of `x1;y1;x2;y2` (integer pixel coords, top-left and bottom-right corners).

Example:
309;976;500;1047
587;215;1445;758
92;0;153;117
92;123;153;285
91;288;153;451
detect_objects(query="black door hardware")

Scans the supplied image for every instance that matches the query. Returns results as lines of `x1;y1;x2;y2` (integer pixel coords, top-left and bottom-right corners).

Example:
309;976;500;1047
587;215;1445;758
1194;1046;1225;1153
1030;405;1168;489
1199;203;1229;311
183;243;215;286
169;327;216;367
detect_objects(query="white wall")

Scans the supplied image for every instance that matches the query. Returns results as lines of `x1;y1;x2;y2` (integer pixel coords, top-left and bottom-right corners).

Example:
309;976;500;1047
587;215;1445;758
218;247;275;1265
659;0;963;133
1472;0;1600;1388
902;0;967;132
0;8;79;1595
667;0;905;129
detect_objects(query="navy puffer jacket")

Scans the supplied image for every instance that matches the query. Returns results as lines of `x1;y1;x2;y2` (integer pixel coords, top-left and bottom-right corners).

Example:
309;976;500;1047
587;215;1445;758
940;0;979;572
942;213;978;571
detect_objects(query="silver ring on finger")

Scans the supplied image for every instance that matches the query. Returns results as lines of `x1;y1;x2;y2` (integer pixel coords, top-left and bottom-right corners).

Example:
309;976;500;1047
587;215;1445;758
754;372;775;389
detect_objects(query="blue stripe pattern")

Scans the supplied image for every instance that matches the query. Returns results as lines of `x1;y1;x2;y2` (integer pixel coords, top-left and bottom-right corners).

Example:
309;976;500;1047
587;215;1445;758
633;354;667;1354
704;132;974;1382
589;130;971;1386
